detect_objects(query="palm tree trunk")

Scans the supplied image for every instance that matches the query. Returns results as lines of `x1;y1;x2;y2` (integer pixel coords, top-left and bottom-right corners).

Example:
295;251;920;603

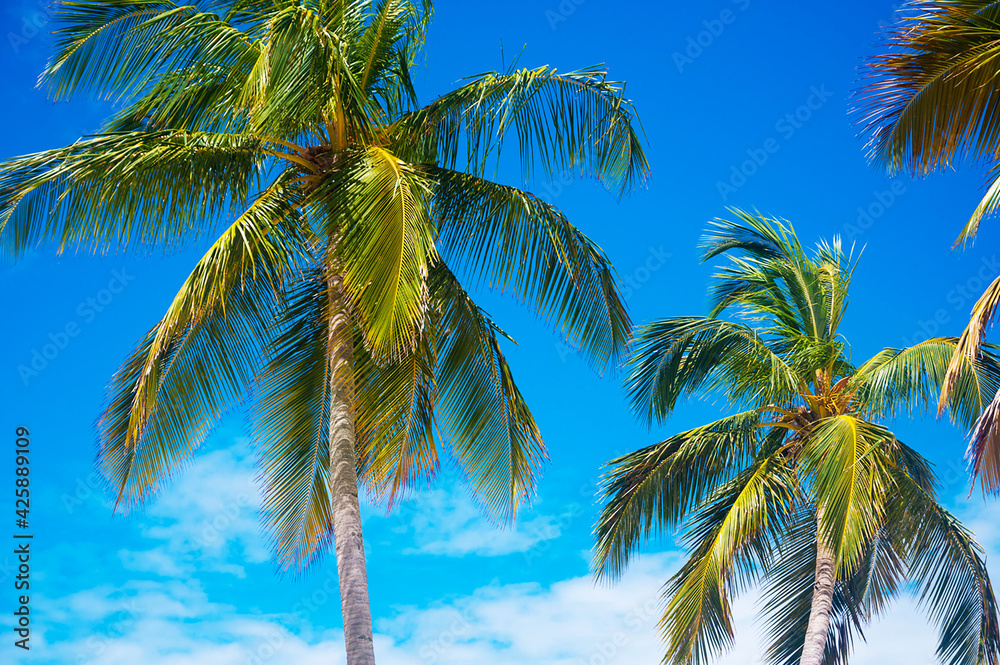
327;274;377;665
800;508;836;665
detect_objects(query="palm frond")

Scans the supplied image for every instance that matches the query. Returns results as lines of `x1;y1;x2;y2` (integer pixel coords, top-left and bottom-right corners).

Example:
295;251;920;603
857;1;1000;174
0;131;262;259
942;276;1000;412
857;1;1000;241
432;167;630;370
801;415;897;575
253;267;340;571
594;410;770;581
398;65;649;195
852;337;1000;429
704;211;855;344
355;326;439;507
890;471;1000;665
98;179;304;507
969;388;1000;493
99;288;267;510
625;317;800;424
429;260;547;523
660;447;797;665
318;146;437;359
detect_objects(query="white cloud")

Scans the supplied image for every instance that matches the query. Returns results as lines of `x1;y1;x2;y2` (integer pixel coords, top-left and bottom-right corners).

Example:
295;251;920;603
369;485;571;558
117;440;268;578
382;553;677;665
15;541;967;665
21;554;678;665
25;436;1000;665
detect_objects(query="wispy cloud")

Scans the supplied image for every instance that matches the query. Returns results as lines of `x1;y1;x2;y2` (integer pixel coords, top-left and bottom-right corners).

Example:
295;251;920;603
369;485;565;557
117;440;267;578
17;434;997;665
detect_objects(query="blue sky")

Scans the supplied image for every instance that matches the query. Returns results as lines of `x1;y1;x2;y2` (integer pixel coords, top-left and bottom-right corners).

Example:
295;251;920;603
3;1;1000;663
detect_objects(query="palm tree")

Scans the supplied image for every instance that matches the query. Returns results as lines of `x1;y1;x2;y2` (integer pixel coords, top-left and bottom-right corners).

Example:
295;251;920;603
0;2;648;663
857;0;1000;490
594;212;1000;665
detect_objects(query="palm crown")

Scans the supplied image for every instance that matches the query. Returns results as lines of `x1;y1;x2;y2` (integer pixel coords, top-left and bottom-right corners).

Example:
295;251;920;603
595;212;1000;665
0;2;648;663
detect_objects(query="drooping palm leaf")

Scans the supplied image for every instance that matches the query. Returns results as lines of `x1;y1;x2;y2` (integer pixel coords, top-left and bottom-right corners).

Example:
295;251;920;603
660;446;798;665
594;410;769;581
398;65;649;194
432;167;630;370
429;261;547;522
0;131;262;259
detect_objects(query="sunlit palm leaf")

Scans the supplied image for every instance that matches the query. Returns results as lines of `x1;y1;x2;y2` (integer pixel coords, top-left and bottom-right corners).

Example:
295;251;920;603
99;283;265;509
594;410;768;581
319;146;437;358
98;181;304;507
661;446;797;665
432;167;629;370
399;65;649;194
430;261;546;522
0;131;261;259
852;338;1000;429
801;415;896;575
857;1;1000;241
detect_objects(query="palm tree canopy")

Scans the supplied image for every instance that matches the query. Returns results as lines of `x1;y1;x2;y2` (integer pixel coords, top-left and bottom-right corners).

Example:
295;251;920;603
0;0;648;570
857;0;1000;245
595;212;1000;665
856;0;1000;494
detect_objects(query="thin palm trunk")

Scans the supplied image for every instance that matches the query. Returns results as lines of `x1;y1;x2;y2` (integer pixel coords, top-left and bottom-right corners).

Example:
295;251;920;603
327;273;376;665
800;508;836;665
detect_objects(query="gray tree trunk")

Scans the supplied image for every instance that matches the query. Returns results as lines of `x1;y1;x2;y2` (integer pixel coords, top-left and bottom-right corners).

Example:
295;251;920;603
327;274;377;665
800;509;836;665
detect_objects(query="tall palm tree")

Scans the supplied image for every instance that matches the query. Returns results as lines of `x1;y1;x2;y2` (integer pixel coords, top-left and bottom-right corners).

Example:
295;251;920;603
594;212;1000;665
0;2;648;663
857;0;1000;490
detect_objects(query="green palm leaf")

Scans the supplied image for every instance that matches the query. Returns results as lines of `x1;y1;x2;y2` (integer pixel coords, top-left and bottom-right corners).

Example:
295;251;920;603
0;131;261;259
890;472;1000;665
399;65;649;194
661;446;797;665
319;146;437;358
801;415;896;575
594;410;768;581
429;261;547;522
253;268;337;571
432;167;630;370
625;317;800;423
